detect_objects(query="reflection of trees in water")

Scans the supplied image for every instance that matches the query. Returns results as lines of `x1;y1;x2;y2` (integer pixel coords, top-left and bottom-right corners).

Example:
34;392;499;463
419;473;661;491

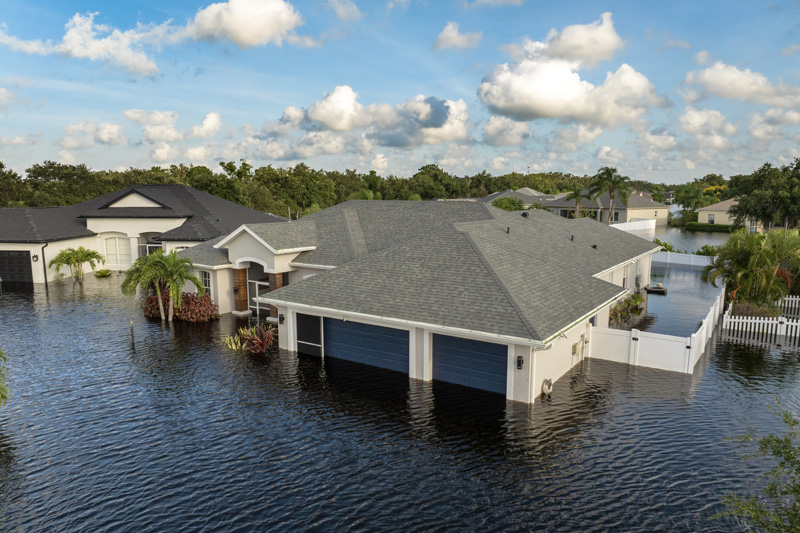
712;340;800;385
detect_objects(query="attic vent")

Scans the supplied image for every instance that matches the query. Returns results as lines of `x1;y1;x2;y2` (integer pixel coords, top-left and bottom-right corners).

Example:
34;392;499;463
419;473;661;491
521;212;529;218
591;244;598;249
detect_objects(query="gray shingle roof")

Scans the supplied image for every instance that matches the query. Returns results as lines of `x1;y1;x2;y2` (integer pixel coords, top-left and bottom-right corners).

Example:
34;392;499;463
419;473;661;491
243;220;317;252
479;188;560;205
178;236;231;267
257;201;659;343
0;184;285;244
543;190;666;210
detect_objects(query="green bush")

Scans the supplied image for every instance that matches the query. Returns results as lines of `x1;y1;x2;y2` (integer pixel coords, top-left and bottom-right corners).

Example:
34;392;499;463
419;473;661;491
730;303;781;317
685;222;736;233
653;238;684;253
144;291;219;322
694;244;719;256
94;269;112;278
491;196;526;211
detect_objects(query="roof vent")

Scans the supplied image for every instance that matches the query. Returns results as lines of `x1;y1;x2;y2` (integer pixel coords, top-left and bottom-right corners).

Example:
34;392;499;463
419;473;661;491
506;227;510;234
570;235;574;241
592;244;598;249
521;212;529;218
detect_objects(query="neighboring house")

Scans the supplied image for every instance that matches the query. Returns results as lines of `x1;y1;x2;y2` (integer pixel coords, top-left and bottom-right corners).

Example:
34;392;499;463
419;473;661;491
543;190;669;226
0;184;284;284
186;200;659;404
479;187;563;208
697;198;762;232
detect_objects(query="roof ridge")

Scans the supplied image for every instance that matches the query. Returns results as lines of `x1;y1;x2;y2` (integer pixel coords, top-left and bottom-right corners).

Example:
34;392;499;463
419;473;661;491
460;229;541;341
342;208;368;259
23;209;43;241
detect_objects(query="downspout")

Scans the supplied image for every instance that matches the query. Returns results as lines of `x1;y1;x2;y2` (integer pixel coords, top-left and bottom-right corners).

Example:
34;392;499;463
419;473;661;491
41;242;48;287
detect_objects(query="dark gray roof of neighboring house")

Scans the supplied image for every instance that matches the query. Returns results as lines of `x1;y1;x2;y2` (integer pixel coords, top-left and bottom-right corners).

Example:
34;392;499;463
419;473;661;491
259;202;659;343
0;206;94;243
0;184;285;244
543;190;667;210
479;188;560;205
244;220;317;252
178;236;231;267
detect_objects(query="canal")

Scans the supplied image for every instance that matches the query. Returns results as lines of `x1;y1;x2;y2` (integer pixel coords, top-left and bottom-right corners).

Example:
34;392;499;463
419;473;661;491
0;277;794;531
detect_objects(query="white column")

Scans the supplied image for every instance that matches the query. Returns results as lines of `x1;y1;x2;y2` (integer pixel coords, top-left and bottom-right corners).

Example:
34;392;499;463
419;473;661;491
421;330;433;382
129;236;140;264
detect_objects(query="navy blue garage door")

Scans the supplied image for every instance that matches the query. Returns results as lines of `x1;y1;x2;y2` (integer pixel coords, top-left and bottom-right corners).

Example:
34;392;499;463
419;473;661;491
433;334;508;395
323;318;409;374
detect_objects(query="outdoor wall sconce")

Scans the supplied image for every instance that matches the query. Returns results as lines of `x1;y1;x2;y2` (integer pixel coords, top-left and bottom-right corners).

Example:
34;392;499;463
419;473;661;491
233;286;239;294
516;355;524;370
32;254;39;262
278;314;284;324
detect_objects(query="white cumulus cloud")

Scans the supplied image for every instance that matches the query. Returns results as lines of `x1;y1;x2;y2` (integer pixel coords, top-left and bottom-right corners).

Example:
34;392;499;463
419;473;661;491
185;0;303;48
679;106;736;150
596;145;624;164
370;153;388;171
543;12;624;67
124;109;183;143
433;22;482;51
60;121;125;149
307;86;369;131
151;142;179;163
686;61;800;108
482;115;530;146
327;0;363;21
188;112;222;139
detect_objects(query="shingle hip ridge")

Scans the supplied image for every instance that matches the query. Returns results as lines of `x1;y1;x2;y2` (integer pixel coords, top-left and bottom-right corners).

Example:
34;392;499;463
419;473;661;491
459;228;541;341
24;209;43;241
342;208;368;259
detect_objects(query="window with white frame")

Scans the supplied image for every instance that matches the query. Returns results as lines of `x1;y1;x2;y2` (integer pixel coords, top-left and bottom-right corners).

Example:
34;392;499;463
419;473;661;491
105;237;131;265
708;213;715;224
201;271;211;293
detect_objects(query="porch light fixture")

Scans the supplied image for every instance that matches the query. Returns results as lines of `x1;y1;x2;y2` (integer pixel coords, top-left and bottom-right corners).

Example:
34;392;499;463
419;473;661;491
233;286;239;294
278;314;284;324
516;355;524;369
32;254;39;262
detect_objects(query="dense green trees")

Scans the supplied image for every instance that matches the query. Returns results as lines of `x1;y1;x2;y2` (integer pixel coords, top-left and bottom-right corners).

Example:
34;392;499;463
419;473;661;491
729;160;800;230
491;197;526;211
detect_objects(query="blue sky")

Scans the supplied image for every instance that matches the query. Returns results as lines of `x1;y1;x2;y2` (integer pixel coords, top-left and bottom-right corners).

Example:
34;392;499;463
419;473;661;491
1;0;799;183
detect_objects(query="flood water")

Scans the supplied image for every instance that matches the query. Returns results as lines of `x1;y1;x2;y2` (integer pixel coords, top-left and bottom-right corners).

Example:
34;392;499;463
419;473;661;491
627;226;730;253
0;277;797;531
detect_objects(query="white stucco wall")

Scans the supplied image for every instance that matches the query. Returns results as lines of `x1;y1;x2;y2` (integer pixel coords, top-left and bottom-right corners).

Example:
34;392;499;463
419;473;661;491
86;217;187;237
532;319;591;400
698;208;735;225
224;231;302;273
1;236;106;283
108;193;162;208
163;241;202;253
627;207;669;227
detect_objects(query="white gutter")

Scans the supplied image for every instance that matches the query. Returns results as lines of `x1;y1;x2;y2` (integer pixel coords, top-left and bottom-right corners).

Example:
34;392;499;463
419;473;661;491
592;247;660;279
288;262;336;270
191;263;233;271
255;297;548;348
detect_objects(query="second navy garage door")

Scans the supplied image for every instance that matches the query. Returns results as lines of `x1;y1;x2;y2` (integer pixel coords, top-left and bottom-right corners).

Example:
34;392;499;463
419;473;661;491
323;318;409;374
433;334;508;395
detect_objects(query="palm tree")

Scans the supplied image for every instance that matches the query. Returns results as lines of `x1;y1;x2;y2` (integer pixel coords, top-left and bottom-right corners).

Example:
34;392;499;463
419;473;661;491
588;167;632;225
121;250;169;321
565;187;584;218
152;250;204;322
48;246;106;282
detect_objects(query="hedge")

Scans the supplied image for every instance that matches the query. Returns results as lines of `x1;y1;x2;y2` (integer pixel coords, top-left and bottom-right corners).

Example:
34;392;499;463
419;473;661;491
685;222;736;233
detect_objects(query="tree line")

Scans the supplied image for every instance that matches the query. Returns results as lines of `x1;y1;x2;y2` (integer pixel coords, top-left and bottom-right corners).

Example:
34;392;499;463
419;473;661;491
0;160;593;217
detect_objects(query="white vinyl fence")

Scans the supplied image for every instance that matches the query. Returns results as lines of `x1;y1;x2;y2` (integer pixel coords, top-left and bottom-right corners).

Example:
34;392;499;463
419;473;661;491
612;219;656;231
722;306;800;347
589;287;725;373
780;295;800;317
652;251;712;269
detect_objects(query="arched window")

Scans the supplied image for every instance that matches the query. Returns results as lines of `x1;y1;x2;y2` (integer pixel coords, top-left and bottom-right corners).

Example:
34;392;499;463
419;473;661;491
105;237;131;265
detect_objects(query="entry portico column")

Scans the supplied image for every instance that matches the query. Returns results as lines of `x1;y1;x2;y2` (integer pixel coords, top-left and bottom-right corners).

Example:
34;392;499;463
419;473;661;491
232;268;250;316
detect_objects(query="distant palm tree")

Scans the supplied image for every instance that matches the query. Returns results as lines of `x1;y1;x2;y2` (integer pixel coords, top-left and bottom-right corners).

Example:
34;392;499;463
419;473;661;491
588;167;632;225
48;246;105;283
565;187;584;218
121;250;169;321
153;251;204;322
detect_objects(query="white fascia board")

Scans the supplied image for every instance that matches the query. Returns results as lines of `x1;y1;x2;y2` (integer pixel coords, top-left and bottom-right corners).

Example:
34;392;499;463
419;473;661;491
541;289;627;345
288;262;336;270
256;298;548;348
192;263;233;271
592;247;661;279
275;246;317;254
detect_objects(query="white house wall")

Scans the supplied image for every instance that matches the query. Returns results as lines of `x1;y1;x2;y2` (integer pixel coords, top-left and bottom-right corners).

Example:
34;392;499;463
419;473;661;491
163;241;202;253
187;267;235;314
1;236;102;283
627;207;669;227
532;319;591;401
86;217;187;236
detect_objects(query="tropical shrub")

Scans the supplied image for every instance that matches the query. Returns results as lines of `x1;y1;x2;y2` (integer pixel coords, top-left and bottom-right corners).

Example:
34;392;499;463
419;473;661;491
491;196;526;211
694;244;719;256
222;325;275;355
653;238;684;253
94;269;112;278
48;246;106;282
685;222;735;233
610;293;644;326
720;399;800;532
144;291;219;322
